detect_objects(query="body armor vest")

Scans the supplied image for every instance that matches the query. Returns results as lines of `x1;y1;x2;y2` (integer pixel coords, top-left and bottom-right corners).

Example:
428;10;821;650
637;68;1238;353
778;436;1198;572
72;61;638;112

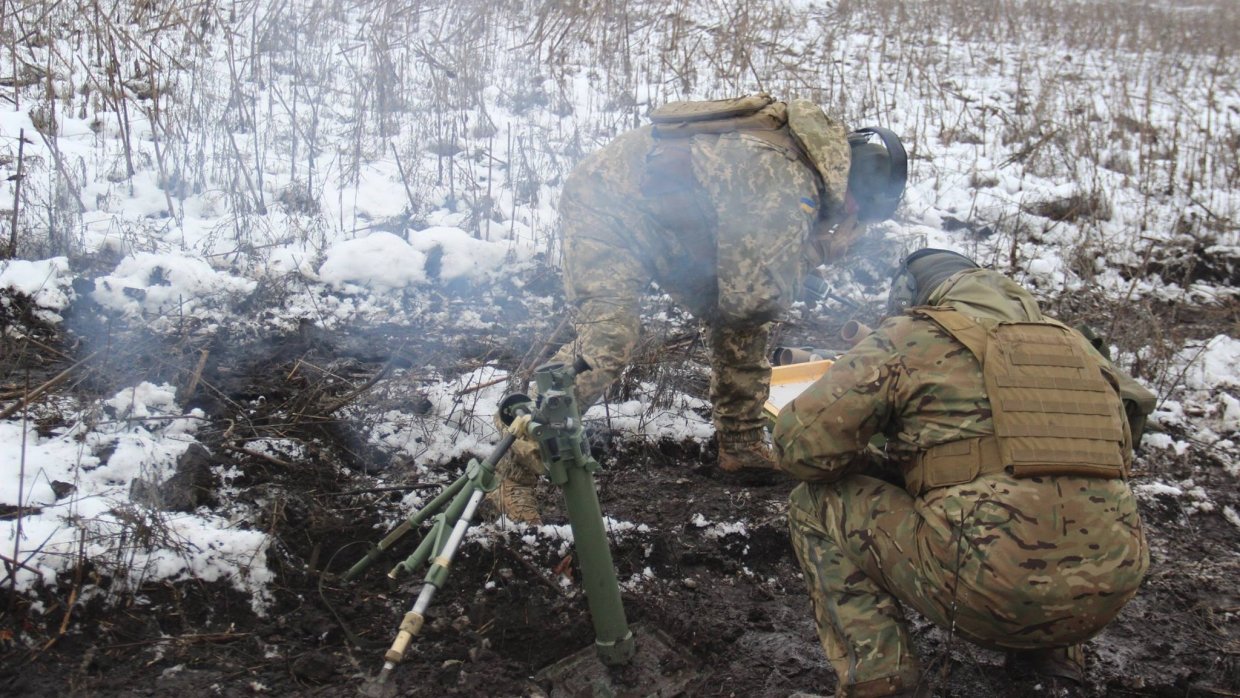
905;307;1131;496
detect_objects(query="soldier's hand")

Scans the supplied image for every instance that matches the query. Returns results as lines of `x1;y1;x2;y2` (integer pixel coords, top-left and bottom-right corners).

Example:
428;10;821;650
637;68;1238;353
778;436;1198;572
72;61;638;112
507;413;534;439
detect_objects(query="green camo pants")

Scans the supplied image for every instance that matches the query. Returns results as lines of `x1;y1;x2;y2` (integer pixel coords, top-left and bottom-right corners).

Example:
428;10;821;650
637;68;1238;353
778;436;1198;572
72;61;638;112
788;473;1148;695
555;126;816;441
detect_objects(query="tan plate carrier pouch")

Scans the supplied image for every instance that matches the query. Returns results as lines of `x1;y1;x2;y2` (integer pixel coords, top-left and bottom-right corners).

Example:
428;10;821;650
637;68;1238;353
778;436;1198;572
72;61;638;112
645;95;851;215
903;307;1131;497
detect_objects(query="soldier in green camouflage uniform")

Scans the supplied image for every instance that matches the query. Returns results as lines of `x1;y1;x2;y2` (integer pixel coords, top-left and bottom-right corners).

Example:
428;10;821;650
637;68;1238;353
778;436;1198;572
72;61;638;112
492;97;892;523
774;251;1152;697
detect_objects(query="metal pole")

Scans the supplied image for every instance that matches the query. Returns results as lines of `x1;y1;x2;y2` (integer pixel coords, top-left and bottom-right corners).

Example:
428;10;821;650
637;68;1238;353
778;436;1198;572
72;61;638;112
377;489;485;683
528;361;635;666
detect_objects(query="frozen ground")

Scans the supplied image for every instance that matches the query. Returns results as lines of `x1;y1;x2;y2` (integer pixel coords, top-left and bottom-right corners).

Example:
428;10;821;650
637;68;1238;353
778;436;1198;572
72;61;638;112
1;0;1237;695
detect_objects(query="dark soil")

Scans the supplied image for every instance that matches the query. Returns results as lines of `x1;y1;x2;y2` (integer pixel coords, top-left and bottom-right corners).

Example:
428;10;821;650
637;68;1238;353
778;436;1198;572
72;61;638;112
1;266;1238;698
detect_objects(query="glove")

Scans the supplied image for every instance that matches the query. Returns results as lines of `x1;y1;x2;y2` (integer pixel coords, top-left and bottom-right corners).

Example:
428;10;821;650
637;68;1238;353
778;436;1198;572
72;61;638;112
506;413;533;439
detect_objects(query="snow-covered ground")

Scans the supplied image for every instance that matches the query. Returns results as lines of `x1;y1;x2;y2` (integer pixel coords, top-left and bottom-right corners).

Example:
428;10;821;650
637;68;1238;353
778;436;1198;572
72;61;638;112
1;0;1237;616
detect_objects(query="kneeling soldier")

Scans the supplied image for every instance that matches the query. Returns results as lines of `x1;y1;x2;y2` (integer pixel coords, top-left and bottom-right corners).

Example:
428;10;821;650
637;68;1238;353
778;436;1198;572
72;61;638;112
774;249;1153;697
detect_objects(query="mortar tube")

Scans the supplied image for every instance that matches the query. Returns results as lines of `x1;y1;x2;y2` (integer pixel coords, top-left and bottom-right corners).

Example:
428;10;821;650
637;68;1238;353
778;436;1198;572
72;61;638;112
560;451;636;666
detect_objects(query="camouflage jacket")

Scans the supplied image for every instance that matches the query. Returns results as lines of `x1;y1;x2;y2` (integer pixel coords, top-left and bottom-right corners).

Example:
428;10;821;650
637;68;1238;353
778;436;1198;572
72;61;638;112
772;268;1142;485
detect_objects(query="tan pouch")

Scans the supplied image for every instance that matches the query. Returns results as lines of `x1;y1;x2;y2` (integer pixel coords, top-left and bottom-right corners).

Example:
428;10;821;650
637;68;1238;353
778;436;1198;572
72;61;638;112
650;94;774;123
921;438;982;489
653;102;787;139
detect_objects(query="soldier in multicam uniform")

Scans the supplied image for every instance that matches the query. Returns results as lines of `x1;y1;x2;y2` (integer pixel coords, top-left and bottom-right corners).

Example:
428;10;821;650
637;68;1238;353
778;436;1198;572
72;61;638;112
491;96;907;524
774;249;1154;698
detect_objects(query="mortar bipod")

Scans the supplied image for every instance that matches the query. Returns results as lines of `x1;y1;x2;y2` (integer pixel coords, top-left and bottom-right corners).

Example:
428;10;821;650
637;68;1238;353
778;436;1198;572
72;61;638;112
346;431;518;688
355;357;658;691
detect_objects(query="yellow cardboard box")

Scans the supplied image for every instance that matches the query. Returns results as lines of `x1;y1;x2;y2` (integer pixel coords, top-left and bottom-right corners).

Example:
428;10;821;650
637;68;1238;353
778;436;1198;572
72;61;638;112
763;359;833;421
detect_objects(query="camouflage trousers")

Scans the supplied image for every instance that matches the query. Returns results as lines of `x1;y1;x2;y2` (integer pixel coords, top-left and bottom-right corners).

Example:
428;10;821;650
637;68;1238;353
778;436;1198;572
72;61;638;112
787;474;1148;696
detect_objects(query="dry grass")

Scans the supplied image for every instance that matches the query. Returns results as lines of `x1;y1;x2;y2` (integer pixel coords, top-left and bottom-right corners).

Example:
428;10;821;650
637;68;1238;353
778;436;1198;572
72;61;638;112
0;3;1236;668
0;0;1233;256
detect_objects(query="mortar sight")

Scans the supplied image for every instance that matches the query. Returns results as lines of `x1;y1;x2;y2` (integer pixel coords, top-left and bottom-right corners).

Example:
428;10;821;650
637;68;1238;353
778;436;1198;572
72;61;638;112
533;356;593;394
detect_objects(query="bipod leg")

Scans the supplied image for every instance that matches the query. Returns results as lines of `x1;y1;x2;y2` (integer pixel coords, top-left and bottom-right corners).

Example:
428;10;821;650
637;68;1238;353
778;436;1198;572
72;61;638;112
386;480;470;579
364;432;520;690
343;433;517;582
375;488;486;685
342;475;468;582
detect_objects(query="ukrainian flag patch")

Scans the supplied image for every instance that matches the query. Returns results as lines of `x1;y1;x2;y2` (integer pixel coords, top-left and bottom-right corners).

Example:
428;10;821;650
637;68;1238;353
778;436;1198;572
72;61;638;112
799;197;817;215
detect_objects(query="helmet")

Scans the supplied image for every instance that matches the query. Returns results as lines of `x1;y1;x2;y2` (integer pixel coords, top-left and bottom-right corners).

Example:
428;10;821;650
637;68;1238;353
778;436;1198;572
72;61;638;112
847;127;908;222
886;248;979;316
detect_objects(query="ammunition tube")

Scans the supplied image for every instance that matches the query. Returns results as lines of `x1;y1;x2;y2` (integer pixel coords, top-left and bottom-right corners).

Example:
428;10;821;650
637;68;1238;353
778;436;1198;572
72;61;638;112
772;346;827;366
840;320;872;347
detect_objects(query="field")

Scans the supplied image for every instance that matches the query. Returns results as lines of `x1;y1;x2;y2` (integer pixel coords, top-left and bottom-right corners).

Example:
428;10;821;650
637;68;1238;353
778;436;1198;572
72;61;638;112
1;0;1238;695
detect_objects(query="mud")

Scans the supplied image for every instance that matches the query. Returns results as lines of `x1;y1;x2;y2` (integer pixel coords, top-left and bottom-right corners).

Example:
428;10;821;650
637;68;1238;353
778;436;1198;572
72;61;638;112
1;268;1238;698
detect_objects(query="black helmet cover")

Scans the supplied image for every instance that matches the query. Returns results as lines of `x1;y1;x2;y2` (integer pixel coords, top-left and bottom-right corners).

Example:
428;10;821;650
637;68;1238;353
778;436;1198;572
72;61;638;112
886;248;979;316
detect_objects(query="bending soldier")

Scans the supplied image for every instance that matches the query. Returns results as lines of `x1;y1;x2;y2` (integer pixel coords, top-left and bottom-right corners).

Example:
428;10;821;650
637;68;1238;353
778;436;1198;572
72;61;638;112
493;95;907;524
774;249;1154;697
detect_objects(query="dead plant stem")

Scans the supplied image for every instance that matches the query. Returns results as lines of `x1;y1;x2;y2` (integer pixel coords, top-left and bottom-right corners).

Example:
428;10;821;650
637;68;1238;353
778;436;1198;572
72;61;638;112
6;127;23;258
41;528;85;650
321;362;393;416
9;369;29;612
222;443;294;469
0;348;102;420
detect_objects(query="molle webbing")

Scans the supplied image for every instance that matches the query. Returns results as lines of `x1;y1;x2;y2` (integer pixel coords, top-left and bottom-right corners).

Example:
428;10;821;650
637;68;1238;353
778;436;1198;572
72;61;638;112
908;308;1129;494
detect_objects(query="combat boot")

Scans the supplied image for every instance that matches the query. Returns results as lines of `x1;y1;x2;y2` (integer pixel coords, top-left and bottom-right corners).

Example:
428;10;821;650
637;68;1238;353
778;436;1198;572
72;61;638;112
717;438;781;485
1005;644;1085;685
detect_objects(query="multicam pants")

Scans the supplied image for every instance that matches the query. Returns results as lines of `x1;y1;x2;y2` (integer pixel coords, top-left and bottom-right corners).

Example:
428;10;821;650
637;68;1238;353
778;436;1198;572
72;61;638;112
787;473;1148;696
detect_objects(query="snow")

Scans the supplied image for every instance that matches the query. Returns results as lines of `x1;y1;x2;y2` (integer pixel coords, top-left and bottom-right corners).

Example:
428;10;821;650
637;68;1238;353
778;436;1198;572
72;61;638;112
1182;335;1240;391
92;252;258;322
0;257;73;324
690;513;750;540
1225;506;1240;531
318;232;429;290
0;383;272;612
0;0;1237;619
